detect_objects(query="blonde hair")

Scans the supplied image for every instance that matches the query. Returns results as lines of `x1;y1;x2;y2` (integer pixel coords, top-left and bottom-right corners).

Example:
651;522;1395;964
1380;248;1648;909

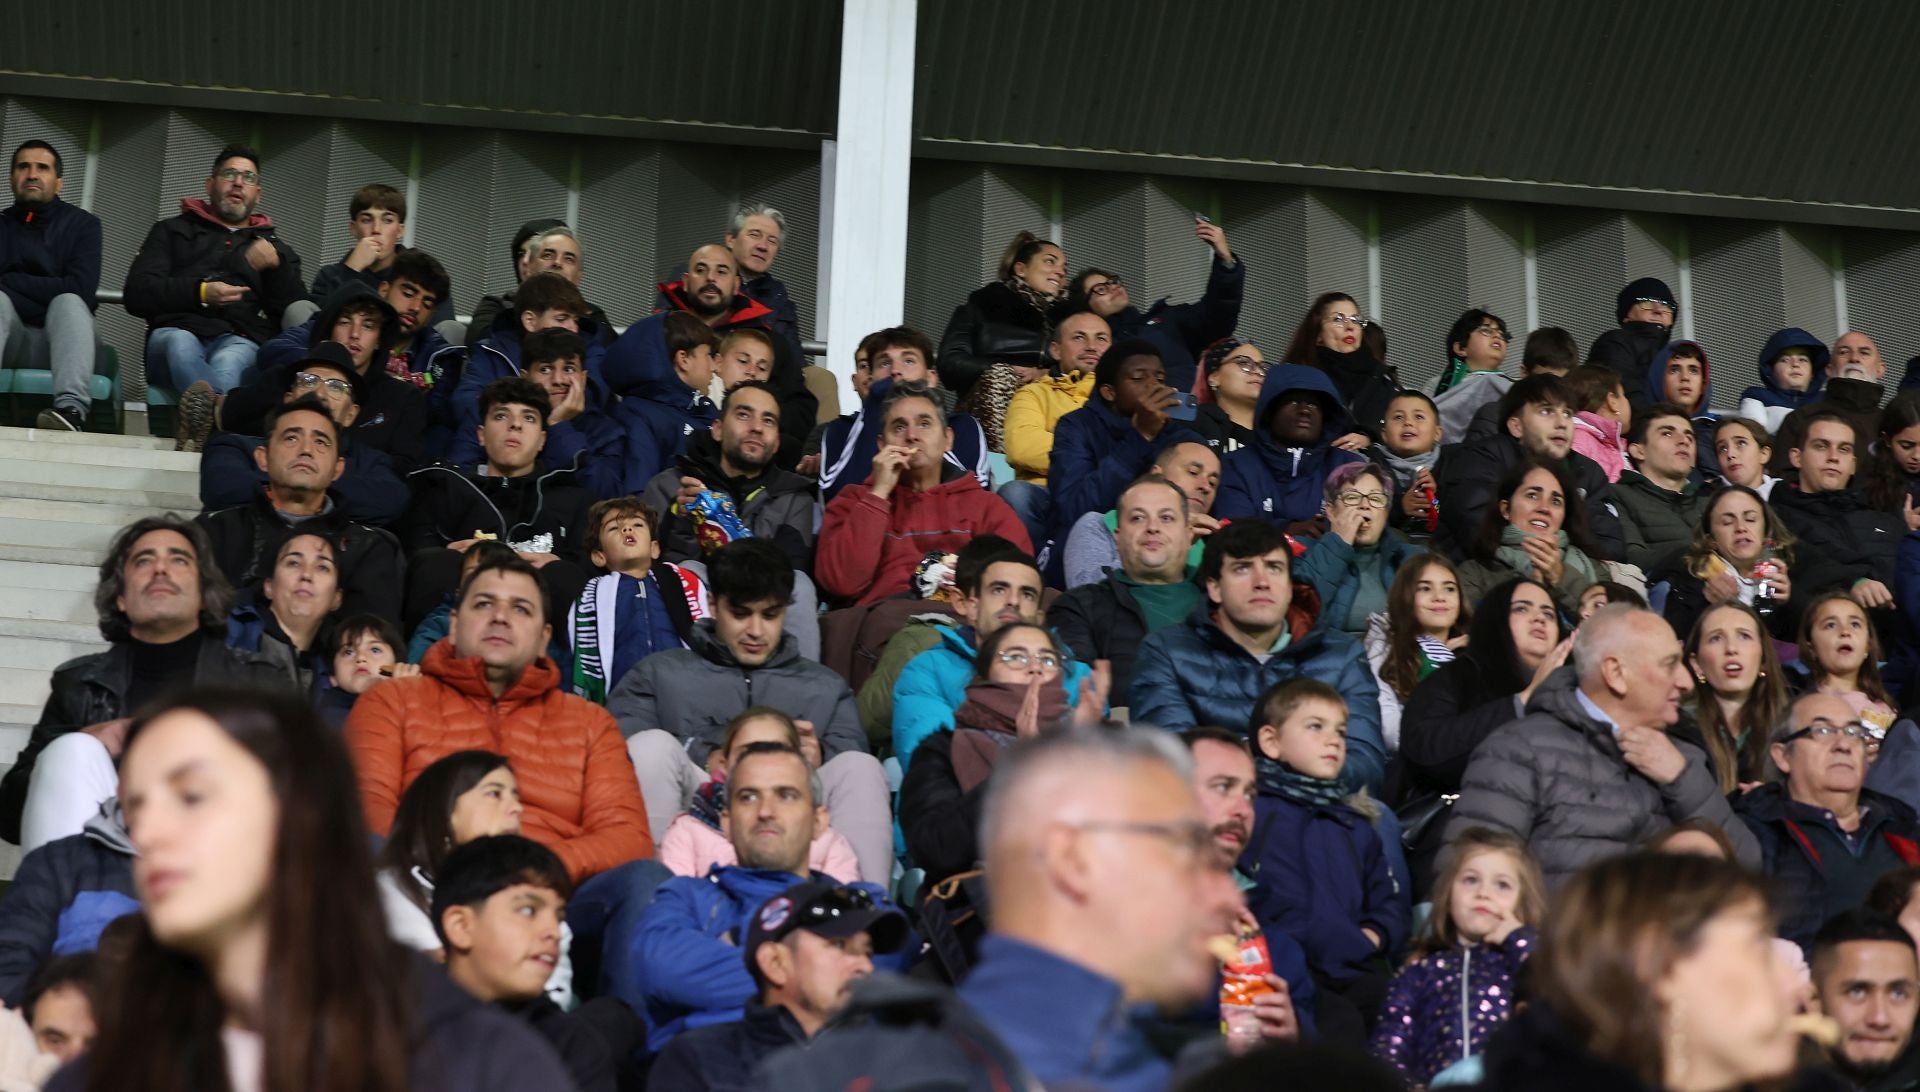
1414;829;1546;957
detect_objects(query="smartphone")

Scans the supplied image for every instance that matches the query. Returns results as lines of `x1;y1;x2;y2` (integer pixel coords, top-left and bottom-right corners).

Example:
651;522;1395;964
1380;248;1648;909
1193;211;1211;224
1166;391;1199;421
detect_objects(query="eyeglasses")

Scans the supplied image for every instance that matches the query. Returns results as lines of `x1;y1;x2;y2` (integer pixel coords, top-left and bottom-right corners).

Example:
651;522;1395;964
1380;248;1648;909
1337;491;1389;509
216;167;260;185
1224;356;1269;377
1474;324;1507;339
1631;297;1674;313
1780;719;1873;744
1063;819;1219;867
293;371;353;397
1087;278;1125;296
1326;312;1371;329
996;650;1060;670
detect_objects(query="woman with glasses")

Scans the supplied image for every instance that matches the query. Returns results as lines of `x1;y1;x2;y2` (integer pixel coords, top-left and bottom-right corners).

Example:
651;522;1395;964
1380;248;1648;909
1456;458;1603;613
1063;217;1243;394
1297;464;1423;638
1284;291;1395;446
898;622;1108;885
1191;336;1265;454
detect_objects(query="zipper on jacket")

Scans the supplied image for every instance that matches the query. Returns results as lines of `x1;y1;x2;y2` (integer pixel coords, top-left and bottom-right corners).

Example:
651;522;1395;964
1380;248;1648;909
1460;946;1472;1062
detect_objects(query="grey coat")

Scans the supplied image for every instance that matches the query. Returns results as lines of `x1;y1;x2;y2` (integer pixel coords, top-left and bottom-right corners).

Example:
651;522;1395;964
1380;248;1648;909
1442;667;1759;887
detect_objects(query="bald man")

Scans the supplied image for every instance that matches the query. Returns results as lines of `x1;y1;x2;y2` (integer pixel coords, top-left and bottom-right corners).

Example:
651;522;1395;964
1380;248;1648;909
957;730;1243;1092
1770;330;1889;478
1445;605;1758;887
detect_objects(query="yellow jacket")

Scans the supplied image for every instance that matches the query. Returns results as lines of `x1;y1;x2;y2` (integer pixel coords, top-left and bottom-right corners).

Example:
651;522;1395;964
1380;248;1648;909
1003;370;1095;482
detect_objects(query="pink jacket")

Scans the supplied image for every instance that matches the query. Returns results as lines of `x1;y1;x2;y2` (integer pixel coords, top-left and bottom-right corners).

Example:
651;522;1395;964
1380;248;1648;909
658;813;862;883
1572;411;1628;483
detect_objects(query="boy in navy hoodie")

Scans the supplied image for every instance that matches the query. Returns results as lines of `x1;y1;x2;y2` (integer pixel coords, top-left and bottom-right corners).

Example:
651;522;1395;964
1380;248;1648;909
452;328;625;500
1737;328;1829;434
566;496;706;703
605;311;721;494
1647;340;1720;476
450;272;608;458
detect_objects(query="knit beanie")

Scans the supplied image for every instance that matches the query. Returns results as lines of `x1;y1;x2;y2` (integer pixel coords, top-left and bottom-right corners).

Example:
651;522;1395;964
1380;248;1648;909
1616;277;1677;324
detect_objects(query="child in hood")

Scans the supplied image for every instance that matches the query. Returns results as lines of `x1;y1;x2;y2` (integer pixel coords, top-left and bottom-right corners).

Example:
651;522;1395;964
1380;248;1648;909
1737;329;1829;433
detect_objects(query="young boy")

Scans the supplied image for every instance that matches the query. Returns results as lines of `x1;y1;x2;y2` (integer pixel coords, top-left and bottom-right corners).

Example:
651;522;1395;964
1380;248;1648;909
1431;308;1512;437
1367;390;1443;540
568;496;707;702
612;311;721;494
1565;364;1632;483
432;835;643;1092
322;612;417;728
448;272;606;460
307;184;431;307
1649;340;1719;474
1243;678;1407;1025
1737;329;1830;433
712;327;776;402
454;327;625;500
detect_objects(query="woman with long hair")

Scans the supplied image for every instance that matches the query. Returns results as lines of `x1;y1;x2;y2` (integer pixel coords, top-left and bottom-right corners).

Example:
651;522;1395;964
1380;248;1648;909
62;688;569;1091
1284;291;1396;446
1365;554;1469;755
1456;457;1603;611
1864;389;1920;526
375;750;524;953
1660;484;1799;641
1684;602;1787;794
937;231;1067;445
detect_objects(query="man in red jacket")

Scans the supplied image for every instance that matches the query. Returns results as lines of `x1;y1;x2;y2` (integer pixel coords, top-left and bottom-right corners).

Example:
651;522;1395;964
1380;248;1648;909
817;381;1031;605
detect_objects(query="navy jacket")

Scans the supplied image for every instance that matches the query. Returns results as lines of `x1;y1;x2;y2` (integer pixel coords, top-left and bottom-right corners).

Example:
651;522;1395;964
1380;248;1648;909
1738;327;1829;411
646;1001;809;1092
602;311;719;494
1103;254;1245;393
0;197;101;322
1734;781;1920;948
0;807;136;1007
1647;339;1723;476
198;431;409;527
1214;364;1365;524
656;269;817;468
817;380;990;501
958;934;1172;1092
1586;320;1671;409
454;310;612;456
307;245;455;325
1046;394;1202;543
1243;792;1409;983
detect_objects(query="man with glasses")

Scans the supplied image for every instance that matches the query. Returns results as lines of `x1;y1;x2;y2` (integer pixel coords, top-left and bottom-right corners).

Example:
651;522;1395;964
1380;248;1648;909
1068;217;1243;394
1734;693;1920;948
123;144;307;417
1585;276;1676;409
0;139;102;433
815;325;990;500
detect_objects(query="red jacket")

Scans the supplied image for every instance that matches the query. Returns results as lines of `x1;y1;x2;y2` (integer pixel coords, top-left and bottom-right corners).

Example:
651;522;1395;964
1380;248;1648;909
344;640;652;881
817;472;1032;605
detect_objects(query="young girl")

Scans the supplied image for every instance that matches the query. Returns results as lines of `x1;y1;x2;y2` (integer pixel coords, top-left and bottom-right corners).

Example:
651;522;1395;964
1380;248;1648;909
320;613;418;728
1370;828;1545;1086
1366;556;1467;754
1864;390;1920;525
1712;417;1780;499
1798;592;1898;745
659;706;860;882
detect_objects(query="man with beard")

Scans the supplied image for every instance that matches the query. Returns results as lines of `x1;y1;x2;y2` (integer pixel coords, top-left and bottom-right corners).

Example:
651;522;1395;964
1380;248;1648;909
1812;911;1920;1091
124;144;306;409
1585;276;1676;409
0;139;102;432
1772;331;1895;480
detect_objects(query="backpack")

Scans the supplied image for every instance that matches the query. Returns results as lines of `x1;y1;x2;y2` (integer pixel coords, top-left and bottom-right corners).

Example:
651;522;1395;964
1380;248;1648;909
917;869;991;984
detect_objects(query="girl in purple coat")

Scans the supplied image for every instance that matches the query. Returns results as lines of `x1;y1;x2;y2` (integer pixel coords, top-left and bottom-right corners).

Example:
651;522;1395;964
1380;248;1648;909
1370;828;1545;1087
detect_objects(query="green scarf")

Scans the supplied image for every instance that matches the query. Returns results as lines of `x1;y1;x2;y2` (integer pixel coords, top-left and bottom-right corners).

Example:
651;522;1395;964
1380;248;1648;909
1495;525;1600;591
1255;756;1350;808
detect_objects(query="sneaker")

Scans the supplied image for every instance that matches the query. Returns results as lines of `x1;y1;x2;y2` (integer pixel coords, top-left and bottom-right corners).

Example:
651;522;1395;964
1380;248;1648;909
174;381;216;453
35;405;84;432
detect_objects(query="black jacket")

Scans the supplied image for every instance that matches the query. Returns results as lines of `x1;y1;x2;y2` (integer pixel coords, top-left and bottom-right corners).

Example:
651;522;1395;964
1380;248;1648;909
307;245;455;324
1396;656;1525;799
0;197;101;322
1656;555;1804;646
648;1000;809;1092
938;281;1049;397
1048;573;1157;701
0;634;287;843
1472;1003;1850;1092
1770;377;1891;479
122;199;305;343
1102;254;1245;393
1768;485;1902;595
1311;346;1399;440
502;995;642;1092
898;731;988;885
468;291;615;351
197;488;407;626
398;462;593;567
1432;432;1626;562
638;430;816;570
1586;320;1671;409
1733;781;1920;949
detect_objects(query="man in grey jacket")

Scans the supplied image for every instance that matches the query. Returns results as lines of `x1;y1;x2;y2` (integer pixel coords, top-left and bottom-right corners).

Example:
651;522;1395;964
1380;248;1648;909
1444;604;1759;887
607;538;891;883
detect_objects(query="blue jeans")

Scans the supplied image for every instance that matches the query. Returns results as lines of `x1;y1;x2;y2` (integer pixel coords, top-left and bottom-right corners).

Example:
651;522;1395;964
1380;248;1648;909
566;858;671;1003
146;328;256;393
997;480;1053;559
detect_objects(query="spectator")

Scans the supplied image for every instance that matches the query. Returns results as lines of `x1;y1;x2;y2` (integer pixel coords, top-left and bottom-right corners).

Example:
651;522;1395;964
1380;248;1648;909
198;340;410;525
610;538;891;884
433;835;643;1092
648;876;910;1092
1657;485;1801;641
0;799;135;1007
1584;276;1676;408
224;531;341;693
1564;363;1632;483
638;380;816;571
646;243;792;400
937;230;1064;399
1062;438;1219;590
899;622;1107;884
1364;554;1466;755
1682;602;1789;794
1191;336;1266;456
817;327;990;501
0;139;101;433
1796;592;1898;732
1809;911;1920;1089
1;516;284;849
399;377;593;629
304;183;451;326
1738;328;1829;435
475;326;625;499
799;337;873;477
1735;693;1920;947
1431;308;1512;439
21;954;97;1065
1213;363;1366;526
1243;678;1410;1024
1067;218;1242;395
1051;475;1204;702
1284;292;1393;443
1046;339;1204;546
608;310;722;494
1771;412;1903;617
1128;519;1387;793
956;729;1243;1091
1470;852;1800;1091
1455;458;1604;612
1462;326;1579;442
891;540;1092;769
65;687;575;1091
564;497;707;703
1443;604;1759;887
1432;374;1626;562
708;326;774;403
658;708;860;883
468;221;615;350
1864;390;1920;520
999;310;1107;546
321;612;413;728
198;396;406;625
456;271;607;458
1296;463;1423;638
1367;390;1445;540
406;539;521;662
373;751;525;957
816;381;1030;604
1614;402;1711;575
1713;415;1780;497
630;742;902;1051
1773;331;1894;479
1648;340;1721;475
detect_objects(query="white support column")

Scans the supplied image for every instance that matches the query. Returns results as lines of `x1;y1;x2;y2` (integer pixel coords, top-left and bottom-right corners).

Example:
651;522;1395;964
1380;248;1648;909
822;0;918;405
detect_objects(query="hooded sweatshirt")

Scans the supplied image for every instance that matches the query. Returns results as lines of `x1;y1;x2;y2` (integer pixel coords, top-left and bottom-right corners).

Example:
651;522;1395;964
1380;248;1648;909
1646;339;1722;476
1736;327;1831;432
1215;364;1365;523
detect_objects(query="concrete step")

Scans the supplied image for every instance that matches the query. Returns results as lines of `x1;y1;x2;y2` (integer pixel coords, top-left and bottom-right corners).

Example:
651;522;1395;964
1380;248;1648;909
0;496;184;553
0;473;198;511
0;435;200;471
0;630;107;673
0;424;173;452
0;667;52;712
0;562;97;625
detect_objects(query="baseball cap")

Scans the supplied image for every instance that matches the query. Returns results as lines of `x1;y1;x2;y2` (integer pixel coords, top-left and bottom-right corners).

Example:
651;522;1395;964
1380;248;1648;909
745;881;909;968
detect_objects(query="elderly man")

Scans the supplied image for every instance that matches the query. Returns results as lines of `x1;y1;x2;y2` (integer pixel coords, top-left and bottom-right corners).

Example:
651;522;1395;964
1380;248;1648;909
956;729;1244;1092
1810;911;1920;1091
467;223;617;349
1773;330;1892;478
1445;604;1758;887
1735;693;1920;948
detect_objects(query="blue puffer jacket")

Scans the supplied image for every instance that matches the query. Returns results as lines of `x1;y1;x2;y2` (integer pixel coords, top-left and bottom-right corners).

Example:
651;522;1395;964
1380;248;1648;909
1127;598;1387;793
602;312;719;494
1294;527;1424;633
628;866;902;1053
0;802;138;1006
1737;327;1830;410
1647;340;1722;476
890;621;1094;770
1046;394;1202;544
1215;365;1365;524
1243;792;1408;984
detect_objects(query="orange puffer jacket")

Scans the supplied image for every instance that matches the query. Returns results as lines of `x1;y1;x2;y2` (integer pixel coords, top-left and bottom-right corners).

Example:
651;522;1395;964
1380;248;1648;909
345;640;652;881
